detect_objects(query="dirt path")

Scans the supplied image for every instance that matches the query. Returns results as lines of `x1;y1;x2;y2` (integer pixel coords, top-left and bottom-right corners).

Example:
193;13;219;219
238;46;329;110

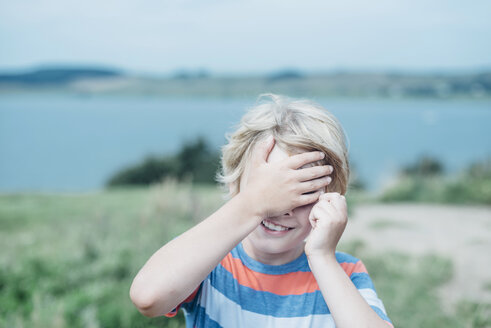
343;203;491;305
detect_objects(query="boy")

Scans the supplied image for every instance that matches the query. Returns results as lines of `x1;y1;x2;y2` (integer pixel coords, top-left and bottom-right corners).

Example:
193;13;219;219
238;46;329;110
130;94;393;327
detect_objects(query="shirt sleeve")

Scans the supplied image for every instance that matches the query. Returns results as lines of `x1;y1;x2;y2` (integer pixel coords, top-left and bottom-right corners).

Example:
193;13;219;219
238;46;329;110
164;283;202;318
348;260;393;327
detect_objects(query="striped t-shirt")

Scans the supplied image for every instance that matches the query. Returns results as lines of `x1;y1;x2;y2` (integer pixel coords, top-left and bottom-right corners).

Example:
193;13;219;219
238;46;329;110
166;243;392;327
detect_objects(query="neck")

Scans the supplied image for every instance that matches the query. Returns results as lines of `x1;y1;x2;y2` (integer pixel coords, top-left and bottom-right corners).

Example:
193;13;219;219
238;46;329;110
241;240;305;266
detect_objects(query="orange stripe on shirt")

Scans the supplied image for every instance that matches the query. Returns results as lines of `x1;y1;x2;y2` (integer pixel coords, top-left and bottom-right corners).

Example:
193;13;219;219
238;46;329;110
220;254;319;295
340;260;368;277
221;254;368;296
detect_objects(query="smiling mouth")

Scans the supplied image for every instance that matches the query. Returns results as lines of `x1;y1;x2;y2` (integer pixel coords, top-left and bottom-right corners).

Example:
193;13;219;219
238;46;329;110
261;219;293;232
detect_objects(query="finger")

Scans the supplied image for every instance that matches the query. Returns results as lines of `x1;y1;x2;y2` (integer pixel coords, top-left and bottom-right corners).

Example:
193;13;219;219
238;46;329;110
251;135;275;166
298;176;332;194
309;205;326;227
296;190;322;208
317;198;339;212
319;192;343;200
286;151;325;169
319;193;347;211
294;165;333;182
309;206;318;227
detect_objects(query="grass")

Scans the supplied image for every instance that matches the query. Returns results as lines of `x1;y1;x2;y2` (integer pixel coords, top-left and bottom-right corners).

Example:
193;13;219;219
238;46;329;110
340;241;491;328
0;182;222;328
0;182;488;327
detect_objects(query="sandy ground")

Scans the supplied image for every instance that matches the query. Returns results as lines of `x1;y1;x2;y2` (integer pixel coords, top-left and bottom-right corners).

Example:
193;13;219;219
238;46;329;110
343;203;491;306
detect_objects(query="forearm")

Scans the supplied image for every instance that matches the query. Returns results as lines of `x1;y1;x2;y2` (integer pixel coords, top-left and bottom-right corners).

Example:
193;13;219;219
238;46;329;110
130;193;261;317
308;254;389;328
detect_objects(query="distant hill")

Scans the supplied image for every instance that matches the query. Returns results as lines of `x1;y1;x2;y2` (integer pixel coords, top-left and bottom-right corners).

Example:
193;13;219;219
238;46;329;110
0;67;122;85
1;66;490;98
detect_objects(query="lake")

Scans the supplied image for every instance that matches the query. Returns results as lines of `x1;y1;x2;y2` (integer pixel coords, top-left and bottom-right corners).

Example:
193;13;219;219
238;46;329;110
1;94;490;192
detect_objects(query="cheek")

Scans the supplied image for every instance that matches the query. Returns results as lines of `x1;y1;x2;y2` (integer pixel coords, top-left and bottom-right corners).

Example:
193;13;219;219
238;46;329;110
293;204;315;223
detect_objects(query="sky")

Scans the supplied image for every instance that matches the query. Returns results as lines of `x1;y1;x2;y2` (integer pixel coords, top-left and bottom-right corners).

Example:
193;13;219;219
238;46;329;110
1;0;490;75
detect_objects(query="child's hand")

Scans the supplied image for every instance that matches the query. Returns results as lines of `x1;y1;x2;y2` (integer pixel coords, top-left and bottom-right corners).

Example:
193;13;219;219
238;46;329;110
305;193;348;259
241;136;332;219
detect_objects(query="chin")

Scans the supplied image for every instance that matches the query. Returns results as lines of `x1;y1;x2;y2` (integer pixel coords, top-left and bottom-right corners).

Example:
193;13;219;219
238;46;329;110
254;236;304;255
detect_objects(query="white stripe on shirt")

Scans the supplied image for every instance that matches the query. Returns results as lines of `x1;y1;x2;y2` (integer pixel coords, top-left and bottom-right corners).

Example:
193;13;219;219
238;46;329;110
199;279;336;328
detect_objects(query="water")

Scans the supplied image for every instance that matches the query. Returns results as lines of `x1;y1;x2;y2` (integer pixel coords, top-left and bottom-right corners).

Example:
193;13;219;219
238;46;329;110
1;94;490;192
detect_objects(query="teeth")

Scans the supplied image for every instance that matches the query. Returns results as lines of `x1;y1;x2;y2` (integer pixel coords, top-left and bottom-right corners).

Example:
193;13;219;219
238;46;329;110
262;220;290;232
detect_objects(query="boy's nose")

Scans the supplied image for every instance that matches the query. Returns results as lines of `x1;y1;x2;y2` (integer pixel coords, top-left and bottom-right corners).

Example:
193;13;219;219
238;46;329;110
284;209;293;216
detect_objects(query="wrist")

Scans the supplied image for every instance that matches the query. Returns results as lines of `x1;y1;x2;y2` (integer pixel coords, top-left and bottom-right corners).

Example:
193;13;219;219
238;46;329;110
234;191;265;224
306;250;337;266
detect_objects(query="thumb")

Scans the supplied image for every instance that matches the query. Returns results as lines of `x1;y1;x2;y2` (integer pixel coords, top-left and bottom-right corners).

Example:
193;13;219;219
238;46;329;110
309;204;318;228
253;135;275;165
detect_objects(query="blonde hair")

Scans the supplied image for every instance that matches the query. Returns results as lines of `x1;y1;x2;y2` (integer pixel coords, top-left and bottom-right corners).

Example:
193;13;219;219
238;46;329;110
217;94;350;196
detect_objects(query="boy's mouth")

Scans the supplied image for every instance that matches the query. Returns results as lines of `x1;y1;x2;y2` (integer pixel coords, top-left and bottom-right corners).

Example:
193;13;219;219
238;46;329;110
261;219;293;232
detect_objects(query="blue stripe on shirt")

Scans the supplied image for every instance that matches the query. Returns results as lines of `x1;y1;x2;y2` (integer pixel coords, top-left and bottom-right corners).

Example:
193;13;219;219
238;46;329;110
189;304;223;328
210;264;330;317
371;305;392;323
350;272;375;289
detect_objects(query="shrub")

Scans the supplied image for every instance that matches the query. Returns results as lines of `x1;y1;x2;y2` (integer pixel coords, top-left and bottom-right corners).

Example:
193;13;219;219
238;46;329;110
107;137;220;187
380;157;491;204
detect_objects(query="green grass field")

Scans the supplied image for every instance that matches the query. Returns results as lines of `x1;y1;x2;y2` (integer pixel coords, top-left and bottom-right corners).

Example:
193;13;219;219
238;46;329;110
0;182;488;327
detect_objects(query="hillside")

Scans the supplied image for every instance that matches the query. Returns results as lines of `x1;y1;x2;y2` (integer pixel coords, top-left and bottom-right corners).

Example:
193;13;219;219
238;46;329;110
1;67;490;98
